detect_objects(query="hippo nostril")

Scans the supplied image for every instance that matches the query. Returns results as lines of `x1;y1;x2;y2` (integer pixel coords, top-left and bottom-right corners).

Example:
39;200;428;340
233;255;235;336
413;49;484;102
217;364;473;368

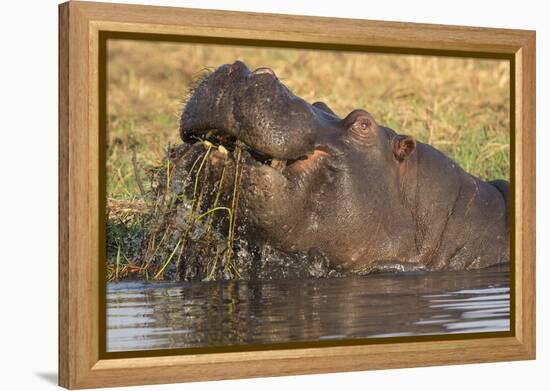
252;67;276;76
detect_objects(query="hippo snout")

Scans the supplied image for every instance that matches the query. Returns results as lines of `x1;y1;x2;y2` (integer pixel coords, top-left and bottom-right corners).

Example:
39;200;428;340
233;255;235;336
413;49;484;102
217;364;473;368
180;61;337;160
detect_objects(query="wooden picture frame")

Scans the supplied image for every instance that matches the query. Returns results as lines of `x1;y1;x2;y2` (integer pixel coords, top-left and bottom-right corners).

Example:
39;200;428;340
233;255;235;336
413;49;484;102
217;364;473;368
58;1;536;389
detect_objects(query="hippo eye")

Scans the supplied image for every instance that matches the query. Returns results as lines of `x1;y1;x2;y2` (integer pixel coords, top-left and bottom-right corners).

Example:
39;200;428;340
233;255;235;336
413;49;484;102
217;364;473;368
348;116;377;146
352;119;371;132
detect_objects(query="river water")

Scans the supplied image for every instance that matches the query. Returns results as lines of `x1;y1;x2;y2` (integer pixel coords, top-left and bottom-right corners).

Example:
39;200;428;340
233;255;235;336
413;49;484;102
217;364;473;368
106;267;510;352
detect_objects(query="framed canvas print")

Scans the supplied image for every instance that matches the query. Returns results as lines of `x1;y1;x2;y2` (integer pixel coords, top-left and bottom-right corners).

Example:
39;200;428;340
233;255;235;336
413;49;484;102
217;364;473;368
58;1;536;389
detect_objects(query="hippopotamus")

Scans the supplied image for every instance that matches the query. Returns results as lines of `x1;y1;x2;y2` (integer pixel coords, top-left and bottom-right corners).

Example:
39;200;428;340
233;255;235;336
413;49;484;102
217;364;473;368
177;60;509;274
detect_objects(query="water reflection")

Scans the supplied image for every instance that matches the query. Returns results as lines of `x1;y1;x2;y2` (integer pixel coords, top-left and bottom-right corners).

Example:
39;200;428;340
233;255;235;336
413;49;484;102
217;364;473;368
106;268;510;352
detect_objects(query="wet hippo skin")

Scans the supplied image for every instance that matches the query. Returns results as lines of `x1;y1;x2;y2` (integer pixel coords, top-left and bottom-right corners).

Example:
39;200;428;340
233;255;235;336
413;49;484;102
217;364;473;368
177;61;509;273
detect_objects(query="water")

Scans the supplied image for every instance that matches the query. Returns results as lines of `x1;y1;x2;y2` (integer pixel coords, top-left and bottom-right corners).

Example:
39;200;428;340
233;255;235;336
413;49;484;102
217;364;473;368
106;268;510;352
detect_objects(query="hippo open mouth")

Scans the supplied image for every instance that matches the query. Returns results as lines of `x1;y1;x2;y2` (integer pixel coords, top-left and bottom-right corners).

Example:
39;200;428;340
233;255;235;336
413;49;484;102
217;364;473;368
173;60;509;276
182;127;317;172
179;61;342;176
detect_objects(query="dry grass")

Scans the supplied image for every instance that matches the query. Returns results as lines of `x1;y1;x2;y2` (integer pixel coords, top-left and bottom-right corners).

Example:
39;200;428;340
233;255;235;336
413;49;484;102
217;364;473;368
105;39;510;279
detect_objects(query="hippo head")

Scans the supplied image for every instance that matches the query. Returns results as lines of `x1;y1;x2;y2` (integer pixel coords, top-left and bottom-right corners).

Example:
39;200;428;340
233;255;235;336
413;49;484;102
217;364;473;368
178;61;421;269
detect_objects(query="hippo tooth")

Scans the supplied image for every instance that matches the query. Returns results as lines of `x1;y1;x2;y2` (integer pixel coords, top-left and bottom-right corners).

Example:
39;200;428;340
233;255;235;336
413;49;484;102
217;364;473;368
218;145;229;156
270;159;286;170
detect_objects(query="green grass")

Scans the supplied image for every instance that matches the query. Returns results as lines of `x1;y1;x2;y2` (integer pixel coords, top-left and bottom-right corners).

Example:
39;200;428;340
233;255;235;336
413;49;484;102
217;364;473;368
105;40;510;281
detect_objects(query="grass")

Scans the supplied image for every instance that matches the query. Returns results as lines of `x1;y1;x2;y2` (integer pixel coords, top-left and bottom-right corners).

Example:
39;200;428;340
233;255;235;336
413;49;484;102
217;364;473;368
105;40;510;281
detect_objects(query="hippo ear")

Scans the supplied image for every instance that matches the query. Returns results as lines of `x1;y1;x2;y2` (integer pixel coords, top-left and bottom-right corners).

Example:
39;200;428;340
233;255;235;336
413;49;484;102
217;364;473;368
392;135;416;161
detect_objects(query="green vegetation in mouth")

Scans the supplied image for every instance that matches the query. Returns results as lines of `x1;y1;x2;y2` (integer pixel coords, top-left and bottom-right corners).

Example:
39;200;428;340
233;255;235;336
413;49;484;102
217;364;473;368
107;139;245;282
